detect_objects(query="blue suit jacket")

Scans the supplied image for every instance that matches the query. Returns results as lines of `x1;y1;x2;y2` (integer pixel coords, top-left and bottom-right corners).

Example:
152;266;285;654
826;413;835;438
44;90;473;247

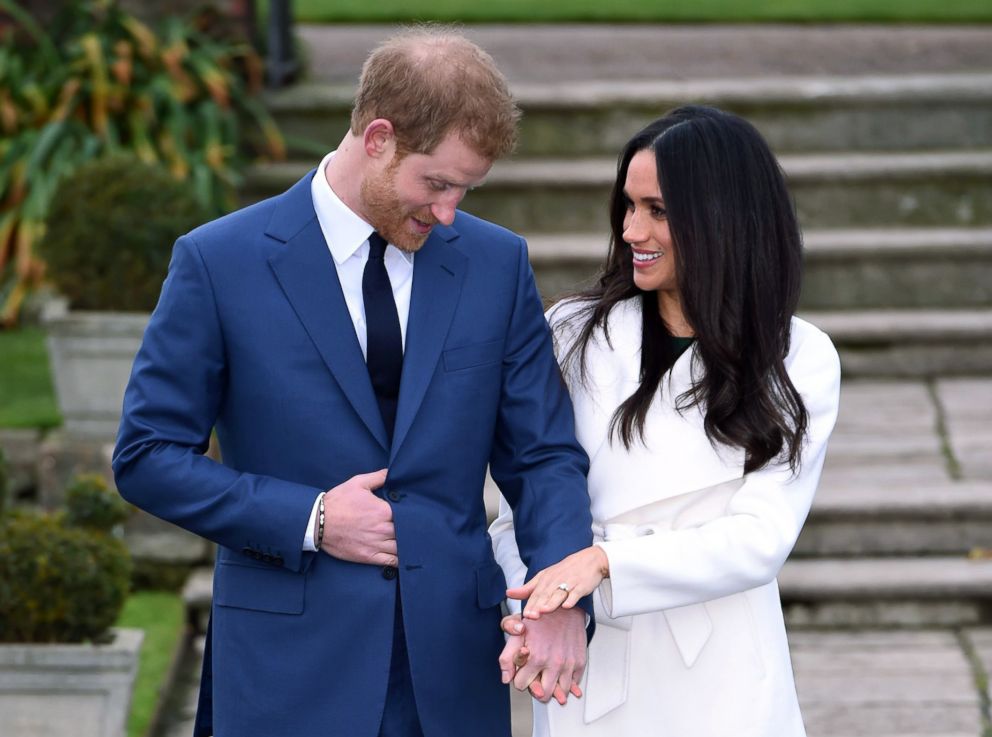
113;171;594;737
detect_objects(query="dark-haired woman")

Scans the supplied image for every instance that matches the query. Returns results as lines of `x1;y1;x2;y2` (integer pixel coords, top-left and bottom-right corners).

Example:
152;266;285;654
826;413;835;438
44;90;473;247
489;106;841;736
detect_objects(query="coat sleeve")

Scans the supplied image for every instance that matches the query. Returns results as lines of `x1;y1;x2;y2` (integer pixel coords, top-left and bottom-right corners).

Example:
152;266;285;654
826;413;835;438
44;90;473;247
486;240;595;618
596;327;841;618
112;235;321;573
489;495;527;615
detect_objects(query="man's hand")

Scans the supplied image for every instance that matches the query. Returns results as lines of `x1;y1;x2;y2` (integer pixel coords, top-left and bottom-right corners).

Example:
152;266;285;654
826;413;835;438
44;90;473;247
498;614;529;685
509;607;586;705
319;469;397;566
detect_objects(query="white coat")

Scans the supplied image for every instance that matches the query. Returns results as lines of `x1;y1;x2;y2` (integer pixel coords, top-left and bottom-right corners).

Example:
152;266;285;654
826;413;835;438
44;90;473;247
490;296;841;737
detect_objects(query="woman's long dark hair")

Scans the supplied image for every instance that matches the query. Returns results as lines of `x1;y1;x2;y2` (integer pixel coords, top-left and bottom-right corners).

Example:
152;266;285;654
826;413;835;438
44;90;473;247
557;105;809;473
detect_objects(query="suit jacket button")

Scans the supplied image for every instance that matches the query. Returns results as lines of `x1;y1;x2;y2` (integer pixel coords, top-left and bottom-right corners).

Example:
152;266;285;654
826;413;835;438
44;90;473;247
382;565;397;580
387;490;401;502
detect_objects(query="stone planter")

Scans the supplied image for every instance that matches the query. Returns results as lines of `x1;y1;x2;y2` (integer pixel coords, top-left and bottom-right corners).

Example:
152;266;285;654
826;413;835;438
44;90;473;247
0;627;144;737
44;309;149;440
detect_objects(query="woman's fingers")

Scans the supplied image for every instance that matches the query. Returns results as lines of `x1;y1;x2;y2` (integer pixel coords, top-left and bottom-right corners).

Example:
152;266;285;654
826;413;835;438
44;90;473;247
505;580;537;600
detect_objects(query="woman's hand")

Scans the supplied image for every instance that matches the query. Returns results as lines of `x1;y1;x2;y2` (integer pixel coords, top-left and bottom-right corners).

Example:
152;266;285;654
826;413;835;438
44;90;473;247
506;546;610;620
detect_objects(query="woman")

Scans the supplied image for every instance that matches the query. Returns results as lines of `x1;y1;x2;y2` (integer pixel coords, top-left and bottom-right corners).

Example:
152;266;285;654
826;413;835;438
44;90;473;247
489;106;841;736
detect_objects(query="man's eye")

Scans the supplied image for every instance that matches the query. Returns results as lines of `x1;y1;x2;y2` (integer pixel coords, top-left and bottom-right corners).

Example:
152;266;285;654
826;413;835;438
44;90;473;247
429;180;448;192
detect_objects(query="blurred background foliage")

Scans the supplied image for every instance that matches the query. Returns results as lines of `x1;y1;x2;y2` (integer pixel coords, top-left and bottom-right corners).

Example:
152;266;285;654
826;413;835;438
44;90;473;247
0;0;285;325
40;153;208;312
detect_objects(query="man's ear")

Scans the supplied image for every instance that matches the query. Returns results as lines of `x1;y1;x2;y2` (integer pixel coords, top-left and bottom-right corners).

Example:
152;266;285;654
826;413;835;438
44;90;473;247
363;119;396;160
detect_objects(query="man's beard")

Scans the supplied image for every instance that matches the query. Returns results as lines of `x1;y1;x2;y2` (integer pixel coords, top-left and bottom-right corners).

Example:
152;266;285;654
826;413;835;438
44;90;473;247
360;163;437;253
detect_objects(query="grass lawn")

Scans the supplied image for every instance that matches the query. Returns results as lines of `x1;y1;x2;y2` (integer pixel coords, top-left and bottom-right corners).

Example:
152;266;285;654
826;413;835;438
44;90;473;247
263;0;992;23
116;590;186;737
0;328;60;429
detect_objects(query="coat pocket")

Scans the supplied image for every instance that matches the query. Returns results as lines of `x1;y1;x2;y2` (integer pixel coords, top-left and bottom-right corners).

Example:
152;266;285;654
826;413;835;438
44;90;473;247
475;562;508;609
443;339;503;372
214;560;306;614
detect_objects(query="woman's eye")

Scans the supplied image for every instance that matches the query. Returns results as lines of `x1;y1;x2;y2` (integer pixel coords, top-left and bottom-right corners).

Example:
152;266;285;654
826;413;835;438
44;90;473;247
651;206;667;219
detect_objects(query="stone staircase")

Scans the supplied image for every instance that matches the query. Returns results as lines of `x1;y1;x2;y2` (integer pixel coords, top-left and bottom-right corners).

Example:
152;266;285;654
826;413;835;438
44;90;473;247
255;73;992;378
239;32;992;631
784;377;992;628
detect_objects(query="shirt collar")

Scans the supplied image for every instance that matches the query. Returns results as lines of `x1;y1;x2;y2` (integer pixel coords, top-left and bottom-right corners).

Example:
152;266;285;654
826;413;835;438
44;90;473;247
311;151;414;265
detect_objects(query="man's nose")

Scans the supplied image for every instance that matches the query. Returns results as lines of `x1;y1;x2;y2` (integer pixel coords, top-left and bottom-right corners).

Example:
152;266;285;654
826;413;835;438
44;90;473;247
431;199;457;227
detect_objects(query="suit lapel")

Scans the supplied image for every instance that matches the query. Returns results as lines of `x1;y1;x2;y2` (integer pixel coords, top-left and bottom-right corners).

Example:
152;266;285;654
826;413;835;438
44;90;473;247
265;171;389;450
390;226;466;461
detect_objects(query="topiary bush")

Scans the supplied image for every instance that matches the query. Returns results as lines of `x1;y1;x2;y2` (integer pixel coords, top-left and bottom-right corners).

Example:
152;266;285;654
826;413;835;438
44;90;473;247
0;472;133;643
39;154;207;312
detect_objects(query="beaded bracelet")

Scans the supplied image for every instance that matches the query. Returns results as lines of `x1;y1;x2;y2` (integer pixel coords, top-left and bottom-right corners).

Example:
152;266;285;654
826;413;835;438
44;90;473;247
317;495;325;548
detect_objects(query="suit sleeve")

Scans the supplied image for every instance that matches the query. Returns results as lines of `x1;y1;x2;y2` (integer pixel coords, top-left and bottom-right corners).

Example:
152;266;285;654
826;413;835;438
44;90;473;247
112;235;321;573
487;238;595;621
596;328;841;618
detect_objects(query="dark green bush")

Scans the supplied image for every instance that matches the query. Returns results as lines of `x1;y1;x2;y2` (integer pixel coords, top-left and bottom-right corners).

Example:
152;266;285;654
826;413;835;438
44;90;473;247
65;473;131;531
39;154;207;312
0;473;132;643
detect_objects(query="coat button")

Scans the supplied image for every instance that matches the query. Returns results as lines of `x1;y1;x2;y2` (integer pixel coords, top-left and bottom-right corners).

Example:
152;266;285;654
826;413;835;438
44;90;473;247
387;490;401;502
382;565;397;580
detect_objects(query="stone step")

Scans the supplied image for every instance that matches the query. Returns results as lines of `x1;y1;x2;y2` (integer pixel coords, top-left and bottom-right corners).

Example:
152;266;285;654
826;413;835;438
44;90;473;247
796;481;992;557
243;151;992;231
527;228;992;309
780;556;992;627
802;308;992;376
266;74;992;157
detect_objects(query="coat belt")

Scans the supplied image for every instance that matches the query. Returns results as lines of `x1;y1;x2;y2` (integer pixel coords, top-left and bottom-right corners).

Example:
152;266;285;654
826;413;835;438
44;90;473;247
583;522;713;723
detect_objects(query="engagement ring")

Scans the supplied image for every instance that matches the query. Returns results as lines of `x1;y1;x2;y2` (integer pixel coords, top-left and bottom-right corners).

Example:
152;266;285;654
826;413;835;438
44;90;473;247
557;583;571;593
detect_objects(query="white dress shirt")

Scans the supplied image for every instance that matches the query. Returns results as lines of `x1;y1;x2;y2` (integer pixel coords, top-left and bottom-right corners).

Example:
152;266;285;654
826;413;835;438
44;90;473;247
302;151;415;550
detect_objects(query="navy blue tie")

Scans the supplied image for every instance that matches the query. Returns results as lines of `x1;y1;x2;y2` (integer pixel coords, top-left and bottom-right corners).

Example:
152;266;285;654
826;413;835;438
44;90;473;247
363;232;403;441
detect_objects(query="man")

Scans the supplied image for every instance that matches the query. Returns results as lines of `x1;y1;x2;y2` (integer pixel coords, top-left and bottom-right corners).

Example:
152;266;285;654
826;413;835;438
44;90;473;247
113;28;593;737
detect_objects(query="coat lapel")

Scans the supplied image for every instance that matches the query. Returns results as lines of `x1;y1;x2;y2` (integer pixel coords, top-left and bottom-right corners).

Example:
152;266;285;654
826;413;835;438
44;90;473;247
390;225;466;461
265;170;389;450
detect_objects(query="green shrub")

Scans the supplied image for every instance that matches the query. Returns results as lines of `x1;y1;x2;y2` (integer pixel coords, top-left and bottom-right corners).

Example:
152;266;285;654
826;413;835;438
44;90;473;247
65;473;131;531
39;154;207;311
0;473;132;643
